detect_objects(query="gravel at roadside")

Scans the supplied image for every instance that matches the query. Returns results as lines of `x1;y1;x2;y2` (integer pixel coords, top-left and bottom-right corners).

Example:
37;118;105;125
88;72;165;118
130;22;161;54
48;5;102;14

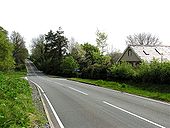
29;81;50;128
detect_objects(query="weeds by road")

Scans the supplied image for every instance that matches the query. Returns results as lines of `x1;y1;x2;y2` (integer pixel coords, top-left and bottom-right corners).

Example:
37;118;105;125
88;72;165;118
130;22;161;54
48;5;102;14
0;71;46;127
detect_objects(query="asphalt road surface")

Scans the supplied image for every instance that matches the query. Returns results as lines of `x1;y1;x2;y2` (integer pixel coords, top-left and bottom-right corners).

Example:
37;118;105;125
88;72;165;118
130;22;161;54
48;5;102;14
25;60;170;128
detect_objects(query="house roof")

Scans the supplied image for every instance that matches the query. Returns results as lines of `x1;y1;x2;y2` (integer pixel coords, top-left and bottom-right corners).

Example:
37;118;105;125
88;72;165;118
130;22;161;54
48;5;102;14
128;45;170;62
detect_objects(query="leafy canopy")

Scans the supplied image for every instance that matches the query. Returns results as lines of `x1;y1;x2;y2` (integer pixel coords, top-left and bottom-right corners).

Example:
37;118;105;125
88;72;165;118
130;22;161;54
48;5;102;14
0;26;14;71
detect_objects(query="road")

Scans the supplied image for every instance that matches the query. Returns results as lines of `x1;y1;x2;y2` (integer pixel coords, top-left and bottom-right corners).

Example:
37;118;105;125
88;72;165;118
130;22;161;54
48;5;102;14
25;60;170;128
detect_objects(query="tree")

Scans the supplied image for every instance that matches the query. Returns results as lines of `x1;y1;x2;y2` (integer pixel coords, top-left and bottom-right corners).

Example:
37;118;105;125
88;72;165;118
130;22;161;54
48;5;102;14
31;35;47;71
126;33;161;46
70;42;85;66
82;43;101;67
10;31;28;70
0;26;14;71
45;27;68;74
96;29;108;54
61;56;79;77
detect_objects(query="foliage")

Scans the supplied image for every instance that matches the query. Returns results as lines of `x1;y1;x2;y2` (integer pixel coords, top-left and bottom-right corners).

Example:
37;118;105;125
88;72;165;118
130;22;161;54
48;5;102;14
31;28;69;75
0;26;14;71
81;64;108;79
10;31;28;71
107;60;170;85
44;28;68;74
81;43;101;67
70;42;85;69
108;62;135;81
100;55;111;65
0;72;45;127
126;33;161;46
160;61;170;84
31;35;48;71
136;60;170;84
135;61;150;83
61;56;79;77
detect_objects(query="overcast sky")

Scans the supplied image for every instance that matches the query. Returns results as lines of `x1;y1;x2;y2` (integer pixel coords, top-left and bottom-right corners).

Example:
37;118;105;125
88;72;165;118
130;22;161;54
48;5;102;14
1;0;170;52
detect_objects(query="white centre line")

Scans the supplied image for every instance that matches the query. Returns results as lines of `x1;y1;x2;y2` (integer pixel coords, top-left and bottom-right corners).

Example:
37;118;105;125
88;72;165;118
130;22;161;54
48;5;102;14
40;77;88;96
68;87;88;96
103;101;166;128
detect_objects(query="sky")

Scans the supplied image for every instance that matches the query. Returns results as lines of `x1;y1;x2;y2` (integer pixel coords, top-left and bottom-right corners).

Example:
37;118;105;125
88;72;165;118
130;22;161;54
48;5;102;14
1;0;170;53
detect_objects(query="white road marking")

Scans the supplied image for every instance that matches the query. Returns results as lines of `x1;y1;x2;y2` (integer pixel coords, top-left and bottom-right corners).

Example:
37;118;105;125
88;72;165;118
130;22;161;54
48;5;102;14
38;76;65;87
103;101;166;128
39;76;88;96
68;87;88;95
24;77;28;80
36;84;55;128
30;80;65;128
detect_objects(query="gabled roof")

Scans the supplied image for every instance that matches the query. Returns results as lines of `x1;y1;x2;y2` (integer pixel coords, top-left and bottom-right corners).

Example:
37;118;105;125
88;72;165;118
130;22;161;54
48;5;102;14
118;45;170;63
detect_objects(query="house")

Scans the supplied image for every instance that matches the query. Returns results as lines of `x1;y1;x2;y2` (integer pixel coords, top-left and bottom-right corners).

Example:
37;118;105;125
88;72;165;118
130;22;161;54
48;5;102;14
117;45;170;66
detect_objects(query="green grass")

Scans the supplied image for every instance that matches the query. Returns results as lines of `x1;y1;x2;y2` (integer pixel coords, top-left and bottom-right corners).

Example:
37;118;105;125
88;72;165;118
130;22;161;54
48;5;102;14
0;71;45;128
69;78;170;103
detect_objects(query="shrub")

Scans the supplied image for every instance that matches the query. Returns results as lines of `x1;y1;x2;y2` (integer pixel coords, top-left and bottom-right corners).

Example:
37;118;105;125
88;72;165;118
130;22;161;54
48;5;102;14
15;64;26;71
136;60;170;84
136;61;150;83
108;62;136;81
81;64;108;79
160;61;170;84
61;56;79;77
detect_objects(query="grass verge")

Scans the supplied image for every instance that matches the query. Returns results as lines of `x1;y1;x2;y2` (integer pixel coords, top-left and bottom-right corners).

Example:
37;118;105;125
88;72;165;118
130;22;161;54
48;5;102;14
69;78;170;103
0;71;46;128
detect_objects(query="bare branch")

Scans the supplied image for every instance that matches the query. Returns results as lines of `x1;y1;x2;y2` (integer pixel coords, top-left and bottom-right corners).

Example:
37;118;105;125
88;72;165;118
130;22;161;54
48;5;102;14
126;33;161;46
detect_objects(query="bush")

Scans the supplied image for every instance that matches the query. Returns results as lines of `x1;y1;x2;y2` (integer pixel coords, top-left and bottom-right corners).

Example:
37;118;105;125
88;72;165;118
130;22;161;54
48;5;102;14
15;64;26;71
135;61;150;83
160;61;170;84
81;64;108;79
137;60;170;84
61;56;79;77
108;62;135;81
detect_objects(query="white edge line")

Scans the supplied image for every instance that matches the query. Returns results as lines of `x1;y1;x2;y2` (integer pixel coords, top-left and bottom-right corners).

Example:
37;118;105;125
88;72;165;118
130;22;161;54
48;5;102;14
103;101;166;128
30;80;64;128
36;85;55;128
68;87;88;95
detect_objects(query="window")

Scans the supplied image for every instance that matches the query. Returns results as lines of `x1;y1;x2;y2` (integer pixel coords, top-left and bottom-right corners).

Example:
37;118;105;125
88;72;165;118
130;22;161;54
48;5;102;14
155;48;161;55
128;49;132;56
143;50;149;55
